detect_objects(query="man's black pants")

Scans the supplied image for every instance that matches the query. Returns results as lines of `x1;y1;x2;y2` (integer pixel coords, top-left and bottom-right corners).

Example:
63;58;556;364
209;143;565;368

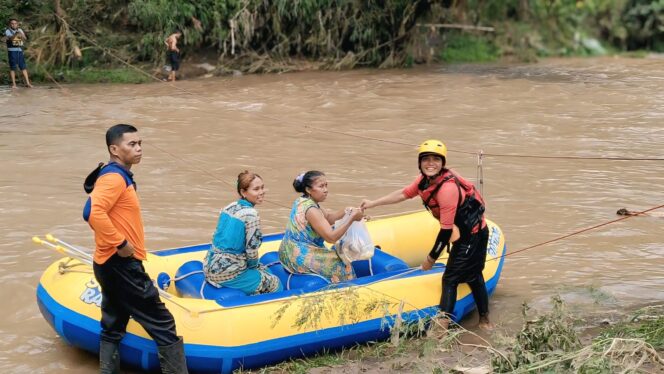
93;254;178;347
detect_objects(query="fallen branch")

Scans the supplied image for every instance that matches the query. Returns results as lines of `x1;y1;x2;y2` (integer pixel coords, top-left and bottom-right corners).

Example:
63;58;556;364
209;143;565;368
417;23;495;32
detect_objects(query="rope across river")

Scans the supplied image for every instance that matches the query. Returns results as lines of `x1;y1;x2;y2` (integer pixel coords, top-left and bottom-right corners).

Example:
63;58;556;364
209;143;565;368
51;14;664;164
33;202;664;315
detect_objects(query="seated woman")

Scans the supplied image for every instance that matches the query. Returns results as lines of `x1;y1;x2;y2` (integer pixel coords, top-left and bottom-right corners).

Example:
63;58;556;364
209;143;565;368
278;170;364;283
204;171;282;295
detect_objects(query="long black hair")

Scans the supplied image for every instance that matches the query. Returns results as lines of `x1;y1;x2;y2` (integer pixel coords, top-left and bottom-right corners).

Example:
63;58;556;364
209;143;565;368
293;170;325;196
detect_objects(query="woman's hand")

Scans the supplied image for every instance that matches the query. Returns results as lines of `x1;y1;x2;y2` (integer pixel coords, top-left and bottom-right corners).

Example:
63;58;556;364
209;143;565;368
307;206;362;243
360;199;373;211
349;207;364;221
421;255;435;271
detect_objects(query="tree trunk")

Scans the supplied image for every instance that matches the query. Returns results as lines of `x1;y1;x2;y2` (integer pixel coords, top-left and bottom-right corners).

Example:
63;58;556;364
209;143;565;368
518;0;530;22
54;0;66;18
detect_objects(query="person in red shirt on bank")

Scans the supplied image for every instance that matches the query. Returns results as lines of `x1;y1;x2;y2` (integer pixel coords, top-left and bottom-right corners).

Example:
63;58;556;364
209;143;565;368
360;139;492;334
83;124;188;373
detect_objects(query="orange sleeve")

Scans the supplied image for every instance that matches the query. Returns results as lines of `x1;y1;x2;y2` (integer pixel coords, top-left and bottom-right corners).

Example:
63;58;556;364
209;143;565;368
88;173;126;248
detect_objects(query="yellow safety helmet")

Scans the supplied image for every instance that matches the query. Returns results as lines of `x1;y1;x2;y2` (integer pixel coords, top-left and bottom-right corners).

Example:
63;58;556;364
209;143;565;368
418;139;447;161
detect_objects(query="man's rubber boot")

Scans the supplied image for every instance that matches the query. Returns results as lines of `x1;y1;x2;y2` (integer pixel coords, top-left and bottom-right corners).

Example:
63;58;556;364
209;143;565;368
158;337;189;374
99;340;120;374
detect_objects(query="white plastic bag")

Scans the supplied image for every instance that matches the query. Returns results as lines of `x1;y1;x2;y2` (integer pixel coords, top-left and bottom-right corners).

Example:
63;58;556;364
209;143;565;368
334;214;375;265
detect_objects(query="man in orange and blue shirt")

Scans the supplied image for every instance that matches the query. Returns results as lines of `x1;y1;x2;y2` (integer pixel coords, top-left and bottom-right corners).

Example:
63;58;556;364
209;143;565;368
84;124;188;373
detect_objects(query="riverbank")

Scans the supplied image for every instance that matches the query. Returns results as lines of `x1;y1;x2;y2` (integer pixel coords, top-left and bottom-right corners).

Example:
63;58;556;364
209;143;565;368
3;0;661;85
251;301;664;373
7;49;660;87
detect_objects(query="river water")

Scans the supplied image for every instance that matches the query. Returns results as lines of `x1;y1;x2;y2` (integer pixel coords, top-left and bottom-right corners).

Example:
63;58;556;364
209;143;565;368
1;56;663;372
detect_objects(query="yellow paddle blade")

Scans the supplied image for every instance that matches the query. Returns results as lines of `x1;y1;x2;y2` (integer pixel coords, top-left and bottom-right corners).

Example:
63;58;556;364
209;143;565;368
54;246;66;255
46;234;56;243
32;236;43;245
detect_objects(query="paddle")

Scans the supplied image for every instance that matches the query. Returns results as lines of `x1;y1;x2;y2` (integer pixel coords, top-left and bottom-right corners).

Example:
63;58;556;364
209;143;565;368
33;234;194;314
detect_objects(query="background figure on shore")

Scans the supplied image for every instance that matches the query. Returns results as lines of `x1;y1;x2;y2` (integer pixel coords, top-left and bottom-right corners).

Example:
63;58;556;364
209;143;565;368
278;171;364;283
204;171;282;295
84;124;188;373
361;139;492;334
5;18;32;88
164;30;182;81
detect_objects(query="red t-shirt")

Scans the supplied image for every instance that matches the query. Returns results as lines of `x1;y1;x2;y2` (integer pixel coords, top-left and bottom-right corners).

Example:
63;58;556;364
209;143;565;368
403;170;486;231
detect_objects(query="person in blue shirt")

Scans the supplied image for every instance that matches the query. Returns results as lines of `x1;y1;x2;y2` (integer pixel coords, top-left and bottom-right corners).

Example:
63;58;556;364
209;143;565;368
5;19;32;88
204;171;282;295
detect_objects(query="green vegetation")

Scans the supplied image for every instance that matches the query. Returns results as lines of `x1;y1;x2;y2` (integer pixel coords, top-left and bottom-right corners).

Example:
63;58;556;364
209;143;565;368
6;0;431;76
490;299;664;373
254;297;664;374
491;296;583;372
435;0;663;64
46;67;151;84
242;350;348;374
440;33;499;63
58;67;151;84
599;305;664;349
1;1;662;83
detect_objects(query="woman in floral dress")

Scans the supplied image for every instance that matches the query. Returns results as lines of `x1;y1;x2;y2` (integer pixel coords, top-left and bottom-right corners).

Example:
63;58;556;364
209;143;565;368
278;170;363;283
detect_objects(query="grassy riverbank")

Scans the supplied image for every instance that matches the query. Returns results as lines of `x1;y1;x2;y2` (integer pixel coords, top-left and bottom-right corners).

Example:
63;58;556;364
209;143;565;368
244;300;663;373
13;49;659;86
26;67;152;85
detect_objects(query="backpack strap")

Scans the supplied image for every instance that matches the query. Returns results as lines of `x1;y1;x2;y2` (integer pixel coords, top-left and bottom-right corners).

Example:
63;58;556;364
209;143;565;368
84;162;136;194
423;174;455;209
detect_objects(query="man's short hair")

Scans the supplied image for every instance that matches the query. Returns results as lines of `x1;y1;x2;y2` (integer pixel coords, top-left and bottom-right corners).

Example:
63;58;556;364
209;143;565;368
8;18;18;24
106;124;138;147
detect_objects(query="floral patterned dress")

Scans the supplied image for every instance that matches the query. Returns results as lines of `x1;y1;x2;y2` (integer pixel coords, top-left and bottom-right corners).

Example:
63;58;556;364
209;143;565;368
204;199;282;295
278;196;355;283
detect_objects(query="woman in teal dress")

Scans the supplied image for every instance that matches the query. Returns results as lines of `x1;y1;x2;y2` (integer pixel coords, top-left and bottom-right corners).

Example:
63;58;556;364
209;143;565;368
278;170;364;283
204;171;282;295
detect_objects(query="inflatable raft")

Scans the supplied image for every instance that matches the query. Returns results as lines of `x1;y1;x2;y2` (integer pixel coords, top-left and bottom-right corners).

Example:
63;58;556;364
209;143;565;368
36;211;506;373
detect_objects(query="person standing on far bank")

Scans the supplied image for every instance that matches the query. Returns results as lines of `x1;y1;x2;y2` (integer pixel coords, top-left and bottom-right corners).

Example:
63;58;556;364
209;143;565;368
361;139;493;334
5;18;32;88
83;124;188;373
164;30;182;82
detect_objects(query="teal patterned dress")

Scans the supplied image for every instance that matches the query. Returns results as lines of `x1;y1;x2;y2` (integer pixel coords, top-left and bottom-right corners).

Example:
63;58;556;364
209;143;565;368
278;196;355;283
204;199;282;295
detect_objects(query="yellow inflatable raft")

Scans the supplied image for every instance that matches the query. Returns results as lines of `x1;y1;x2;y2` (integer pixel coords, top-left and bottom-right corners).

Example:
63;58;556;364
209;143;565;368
36;211;506;373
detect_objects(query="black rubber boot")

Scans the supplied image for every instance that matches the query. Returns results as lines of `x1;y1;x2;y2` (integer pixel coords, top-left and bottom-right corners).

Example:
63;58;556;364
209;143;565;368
99;340;120;374
158;337;189;374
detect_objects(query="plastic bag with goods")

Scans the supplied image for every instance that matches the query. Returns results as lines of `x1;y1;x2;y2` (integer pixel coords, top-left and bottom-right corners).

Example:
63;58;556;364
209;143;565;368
334;212;375;265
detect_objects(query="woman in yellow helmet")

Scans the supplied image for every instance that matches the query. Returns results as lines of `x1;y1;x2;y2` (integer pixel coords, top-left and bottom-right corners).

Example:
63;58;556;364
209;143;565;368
360;139;492;332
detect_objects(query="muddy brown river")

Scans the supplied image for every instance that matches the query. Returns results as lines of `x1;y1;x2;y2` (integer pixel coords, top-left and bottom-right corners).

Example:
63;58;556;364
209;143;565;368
1;56;663;372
